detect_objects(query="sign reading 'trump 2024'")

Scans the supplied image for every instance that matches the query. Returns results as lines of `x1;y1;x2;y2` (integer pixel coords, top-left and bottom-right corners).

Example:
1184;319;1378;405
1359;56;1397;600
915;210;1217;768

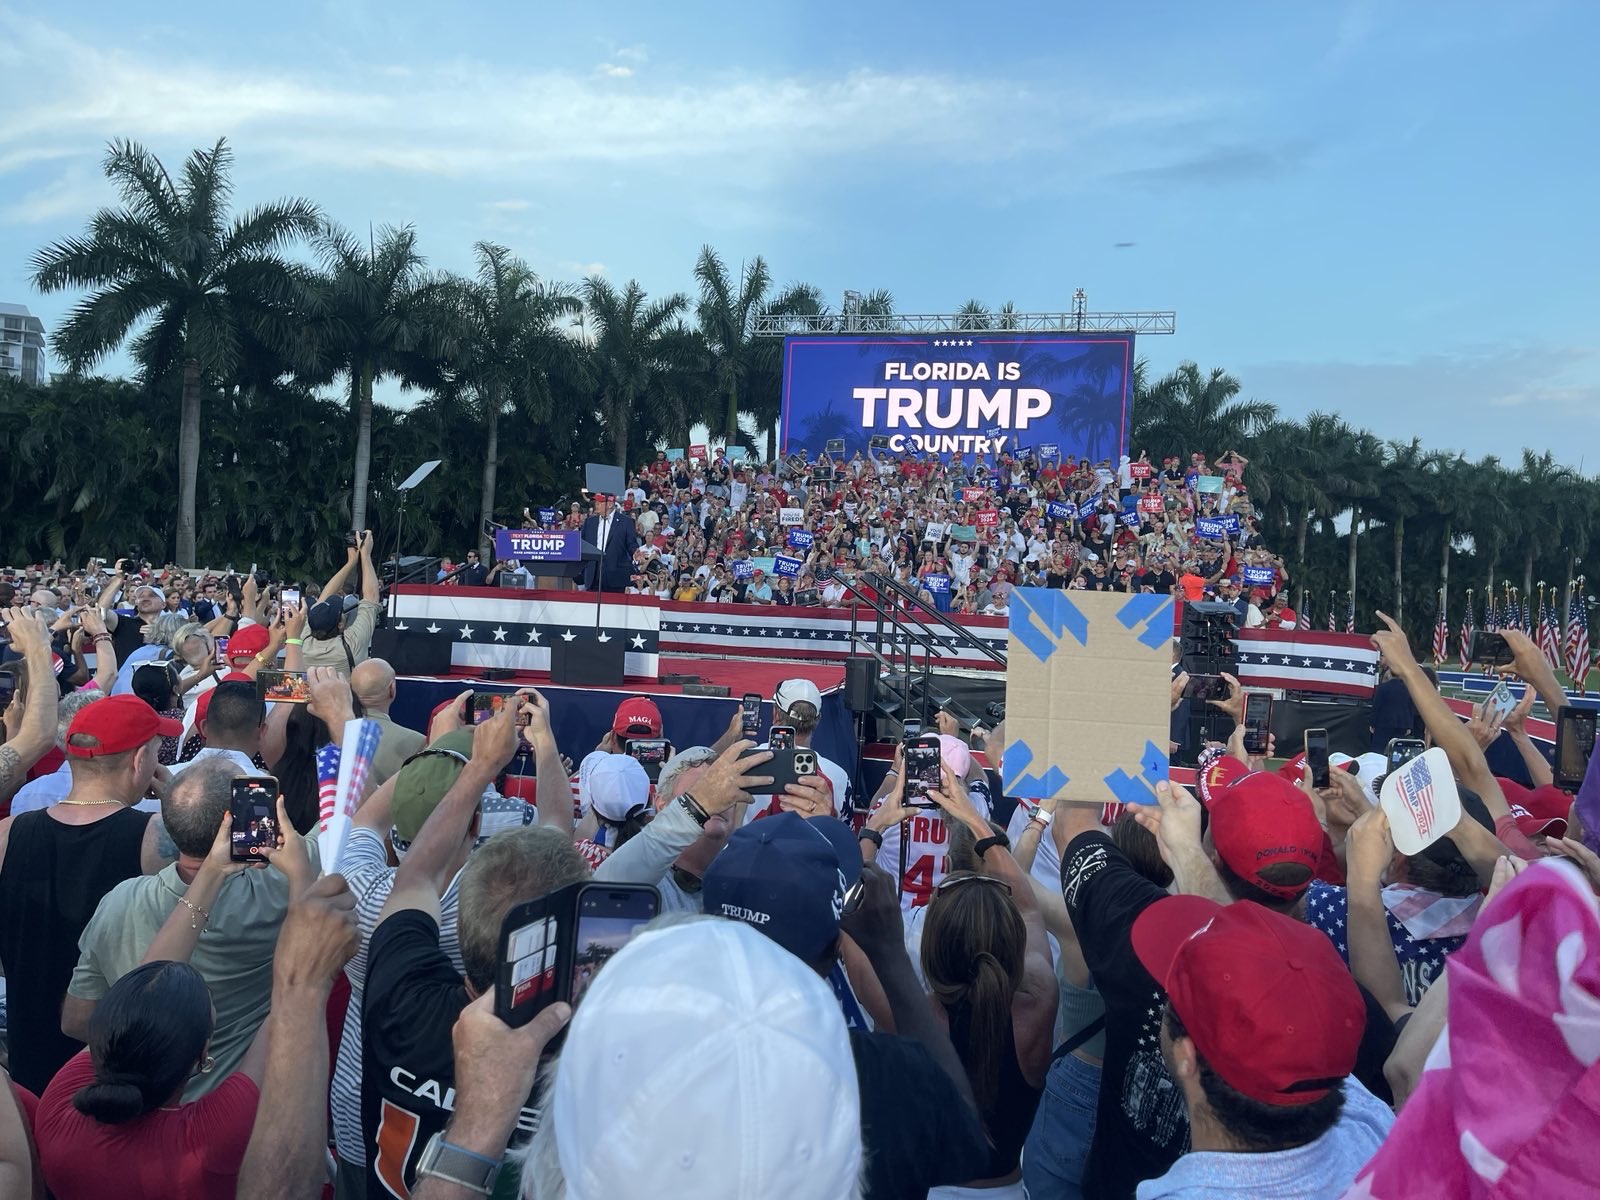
779;333;1135;464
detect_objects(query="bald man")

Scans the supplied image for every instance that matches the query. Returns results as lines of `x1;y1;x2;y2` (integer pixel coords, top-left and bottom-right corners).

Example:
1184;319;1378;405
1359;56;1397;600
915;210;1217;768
350;658;426;785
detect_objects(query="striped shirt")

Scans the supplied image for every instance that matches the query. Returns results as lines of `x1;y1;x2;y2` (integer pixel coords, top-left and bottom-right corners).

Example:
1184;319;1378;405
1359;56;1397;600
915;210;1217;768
329;826;464;1169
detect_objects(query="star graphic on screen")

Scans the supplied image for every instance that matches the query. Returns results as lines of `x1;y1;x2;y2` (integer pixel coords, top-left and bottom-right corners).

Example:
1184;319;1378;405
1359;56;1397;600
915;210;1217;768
597;632;611;643
459;625;475;640
491;627;507;642
425;623;441;635
560;629;576;642
631;634;646;649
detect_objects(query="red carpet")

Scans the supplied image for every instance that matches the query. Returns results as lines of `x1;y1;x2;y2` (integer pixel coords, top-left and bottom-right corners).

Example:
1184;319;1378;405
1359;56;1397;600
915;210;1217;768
439;655;845;698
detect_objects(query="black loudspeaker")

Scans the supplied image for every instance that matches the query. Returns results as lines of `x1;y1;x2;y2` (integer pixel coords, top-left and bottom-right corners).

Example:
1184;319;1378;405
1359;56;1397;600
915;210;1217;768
550;638;625;687
844;657;877;713
371;627;453;676
683;683;731;697
1180;601;1239;678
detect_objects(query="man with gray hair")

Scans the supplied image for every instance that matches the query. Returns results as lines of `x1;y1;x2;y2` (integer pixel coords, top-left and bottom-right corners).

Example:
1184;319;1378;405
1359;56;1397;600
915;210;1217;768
61;755;315;1095
592;742;778;911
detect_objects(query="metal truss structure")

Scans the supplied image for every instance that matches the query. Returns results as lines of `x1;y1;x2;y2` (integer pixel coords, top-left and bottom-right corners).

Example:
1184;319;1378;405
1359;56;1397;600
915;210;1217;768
754;308;1175;337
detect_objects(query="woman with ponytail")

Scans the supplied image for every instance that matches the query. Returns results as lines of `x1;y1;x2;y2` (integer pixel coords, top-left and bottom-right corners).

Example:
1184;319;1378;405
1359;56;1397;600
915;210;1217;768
920;767;1058;1200
31;795;278;1198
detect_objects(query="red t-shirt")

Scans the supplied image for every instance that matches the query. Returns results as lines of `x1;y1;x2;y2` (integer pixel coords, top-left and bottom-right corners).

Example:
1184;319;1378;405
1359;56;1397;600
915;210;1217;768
35;1051;259;1200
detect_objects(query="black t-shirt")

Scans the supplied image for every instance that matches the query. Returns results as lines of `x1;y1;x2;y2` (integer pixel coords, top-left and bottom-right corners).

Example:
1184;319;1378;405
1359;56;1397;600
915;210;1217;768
1142;570;1177;595
109;613;148;664
1062;831;1189;1200
850;1030;990;1199
458;562;489;587
362;911;538;1200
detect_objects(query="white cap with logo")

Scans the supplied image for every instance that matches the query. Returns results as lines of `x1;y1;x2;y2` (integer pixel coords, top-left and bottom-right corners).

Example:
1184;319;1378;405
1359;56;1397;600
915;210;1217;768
774;678;823;716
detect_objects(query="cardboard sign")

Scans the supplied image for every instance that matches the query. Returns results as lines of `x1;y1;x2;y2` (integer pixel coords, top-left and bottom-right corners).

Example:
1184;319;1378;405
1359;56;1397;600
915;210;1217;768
948;524;978;543
962;487;986;503
825;438;845;456
922;573;951;594
772;555;804;578
976;509;1000;530
495;529;580;562
1380;747;1461;855
726;446;748;462
1003;590;1174;805
1130;462;1153;480
787;529;814;551
922;521;947;543
779;507;805;527
664;448;686;461
1194;475;1225;494
689;444;708;461
732;560;755;581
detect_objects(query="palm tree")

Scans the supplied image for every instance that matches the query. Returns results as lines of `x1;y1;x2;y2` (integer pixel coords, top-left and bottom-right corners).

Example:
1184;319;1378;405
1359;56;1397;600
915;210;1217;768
693;246;773;441
445;243;582;554
1512;450;1575;601
581;277;688;469
1131;362;1276;463
30;138;319;563
302;223;436;530
1371;438;1438;628
957;300;992;331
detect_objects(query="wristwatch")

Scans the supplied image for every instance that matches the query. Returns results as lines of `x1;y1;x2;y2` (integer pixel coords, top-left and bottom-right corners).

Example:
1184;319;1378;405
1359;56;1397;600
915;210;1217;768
415;1133;501;1196
858;826;884;848
973;831;1011;857
1027;806;1054;829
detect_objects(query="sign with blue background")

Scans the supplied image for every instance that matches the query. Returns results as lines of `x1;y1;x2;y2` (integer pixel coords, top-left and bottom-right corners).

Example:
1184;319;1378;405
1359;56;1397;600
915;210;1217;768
495;529;580;562
781;333;1135;463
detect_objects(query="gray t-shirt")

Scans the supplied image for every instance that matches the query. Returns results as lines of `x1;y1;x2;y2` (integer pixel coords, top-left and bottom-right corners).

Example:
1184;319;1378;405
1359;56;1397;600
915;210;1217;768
1135;1076;1394;1199
69;836;321;1099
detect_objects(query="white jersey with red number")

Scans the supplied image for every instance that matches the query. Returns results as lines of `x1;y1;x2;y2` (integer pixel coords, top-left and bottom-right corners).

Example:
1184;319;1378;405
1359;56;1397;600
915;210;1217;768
870;779;994;909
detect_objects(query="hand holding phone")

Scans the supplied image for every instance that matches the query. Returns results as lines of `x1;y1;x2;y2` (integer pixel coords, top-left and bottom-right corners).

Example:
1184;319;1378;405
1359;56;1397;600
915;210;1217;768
1242;692;1273;757
1555;706;1598;791
258;670;309;703
904;736;943;809
740;693;762;741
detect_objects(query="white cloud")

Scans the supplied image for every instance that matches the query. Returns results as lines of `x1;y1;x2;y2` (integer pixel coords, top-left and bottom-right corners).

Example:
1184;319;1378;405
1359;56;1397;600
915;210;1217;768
595;63;633;79
560;261;607;277
483;199;532;211
614;45;648;63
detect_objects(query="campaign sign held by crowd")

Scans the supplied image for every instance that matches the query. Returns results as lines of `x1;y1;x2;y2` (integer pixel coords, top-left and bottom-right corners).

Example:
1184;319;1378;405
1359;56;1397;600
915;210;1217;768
732;560;755;581
1195;518;1228;541
494;529;581;562
824;438;845;456
787;529;814;551
1380;747;1461;855
779;507;805;526
773;555;804;578
922;573;951;594
1243;565;1276;587
1039;443;1060;459
1130;461;1153;480
536;507;558;527
780;332;1134;462
689;444;707;461
1046;500;1073;521
976;509;1000;529
962;487;986;503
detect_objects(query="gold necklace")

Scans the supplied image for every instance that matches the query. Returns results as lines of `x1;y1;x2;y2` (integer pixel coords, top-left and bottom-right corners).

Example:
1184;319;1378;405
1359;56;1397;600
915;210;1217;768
56;798;120;807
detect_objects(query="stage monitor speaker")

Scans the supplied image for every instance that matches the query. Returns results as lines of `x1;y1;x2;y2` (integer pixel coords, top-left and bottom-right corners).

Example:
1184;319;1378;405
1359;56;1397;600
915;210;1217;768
549;639;625;687
683;683;731;697
371;627;453;676
844;657;877;713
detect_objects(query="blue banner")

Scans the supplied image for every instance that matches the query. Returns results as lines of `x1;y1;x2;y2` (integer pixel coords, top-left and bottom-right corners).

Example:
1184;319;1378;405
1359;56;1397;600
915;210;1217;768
1243;565;1276;587
732;560;755;580
1046;500;1073;521
1218;513;1242;535
1039;443;1060;459
922;573;951;594
1195;518;1227;541
495;529;580;562
780;333;1135;463
1078;499;1099;521
773;555;804;578
787;529;814;551
1119;511;1140;528
536;507;558;527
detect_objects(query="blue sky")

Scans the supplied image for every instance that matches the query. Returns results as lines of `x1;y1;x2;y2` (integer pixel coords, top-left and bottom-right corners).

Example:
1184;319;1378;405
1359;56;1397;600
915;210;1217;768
2;1;1597;466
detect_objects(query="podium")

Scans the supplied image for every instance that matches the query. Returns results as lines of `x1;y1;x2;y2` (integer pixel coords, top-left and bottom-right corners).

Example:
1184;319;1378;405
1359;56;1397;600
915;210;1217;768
514;536;625;686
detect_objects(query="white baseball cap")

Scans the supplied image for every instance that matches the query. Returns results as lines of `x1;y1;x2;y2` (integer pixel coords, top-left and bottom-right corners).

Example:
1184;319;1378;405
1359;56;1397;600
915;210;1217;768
552;919;861;1200
774;678;823;715
581;753;650;822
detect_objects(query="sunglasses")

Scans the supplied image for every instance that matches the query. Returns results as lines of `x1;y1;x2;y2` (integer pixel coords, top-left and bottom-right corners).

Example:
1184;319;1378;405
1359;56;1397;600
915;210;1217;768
932;872;1011;898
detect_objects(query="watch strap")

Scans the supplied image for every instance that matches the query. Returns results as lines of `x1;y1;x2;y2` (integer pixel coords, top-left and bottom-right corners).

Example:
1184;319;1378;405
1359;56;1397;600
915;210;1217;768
417;1133;501;1195
858;826;884;847
973;832;1011;857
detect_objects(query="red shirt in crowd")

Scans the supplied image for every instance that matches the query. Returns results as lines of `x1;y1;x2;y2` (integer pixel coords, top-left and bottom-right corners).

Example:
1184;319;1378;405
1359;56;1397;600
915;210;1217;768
34;1051;260;1200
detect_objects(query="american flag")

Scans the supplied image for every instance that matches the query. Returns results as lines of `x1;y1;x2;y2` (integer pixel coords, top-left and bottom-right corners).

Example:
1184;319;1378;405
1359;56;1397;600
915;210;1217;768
1431;592;1449;663
1327;595;1336;633
1296;601;1310;631
1458;597;1474;667
1345;592;1356;634
1233;628;1381;698
1539;591;1562;671
1398;753;1436;834
1568;597;1591;695
1485;595;1499;632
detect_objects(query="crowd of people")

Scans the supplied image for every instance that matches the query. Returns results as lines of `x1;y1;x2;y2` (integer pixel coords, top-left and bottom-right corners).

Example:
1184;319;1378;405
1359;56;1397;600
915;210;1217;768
0;443;1597;1200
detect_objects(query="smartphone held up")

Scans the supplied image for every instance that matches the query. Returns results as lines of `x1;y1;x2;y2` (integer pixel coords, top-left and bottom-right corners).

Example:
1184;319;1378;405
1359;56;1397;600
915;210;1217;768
229;776;280;862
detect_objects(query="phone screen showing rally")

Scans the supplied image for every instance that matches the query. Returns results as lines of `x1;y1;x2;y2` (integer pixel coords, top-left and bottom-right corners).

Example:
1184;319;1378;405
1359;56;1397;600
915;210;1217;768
905;740;943;808
570;888;659;1007
229;778;278;862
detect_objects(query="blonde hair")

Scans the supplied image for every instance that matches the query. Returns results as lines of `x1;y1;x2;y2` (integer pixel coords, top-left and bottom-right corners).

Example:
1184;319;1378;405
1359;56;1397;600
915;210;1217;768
170;621;212;658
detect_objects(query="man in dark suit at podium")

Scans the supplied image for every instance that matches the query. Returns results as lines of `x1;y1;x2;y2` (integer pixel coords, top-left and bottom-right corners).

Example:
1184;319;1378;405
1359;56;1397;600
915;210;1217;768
580;493;639;591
